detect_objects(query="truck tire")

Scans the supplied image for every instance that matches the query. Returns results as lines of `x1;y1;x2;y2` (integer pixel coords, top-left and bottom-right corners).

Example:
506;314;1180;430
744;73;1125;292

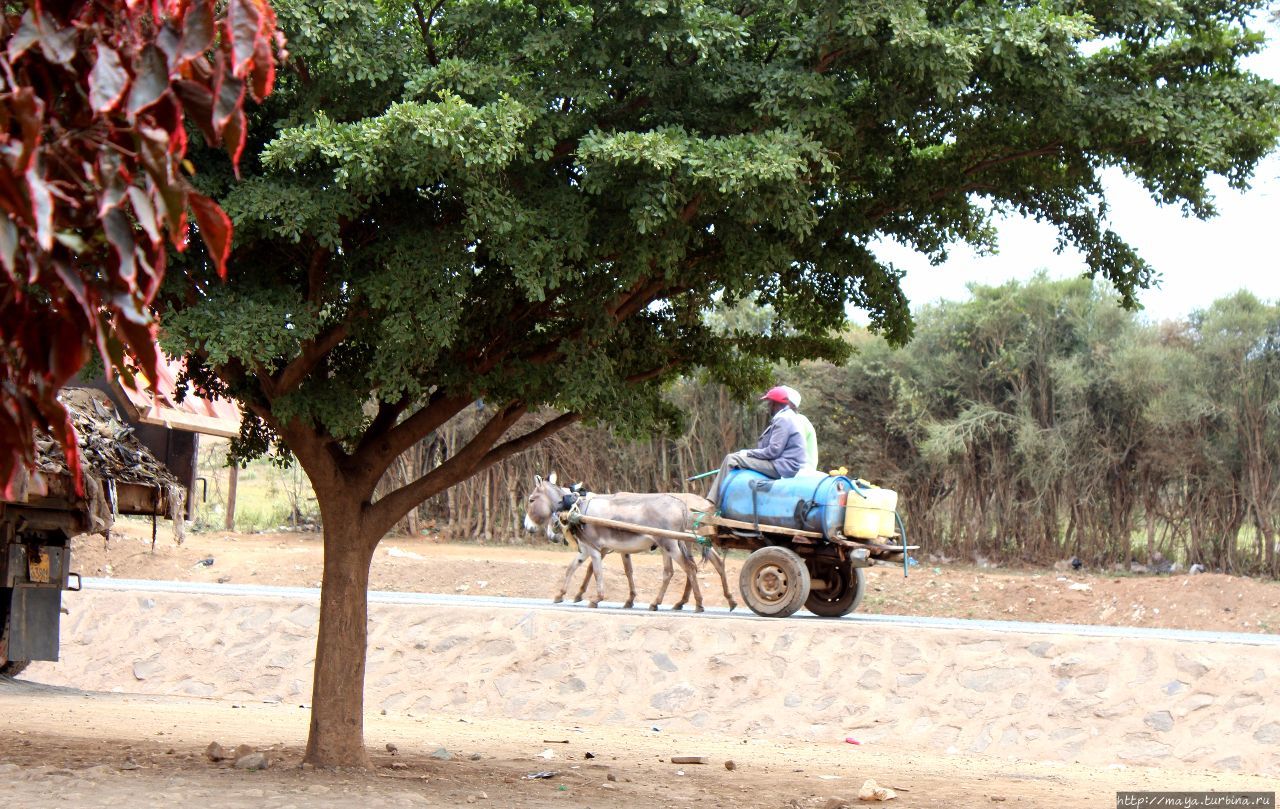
805;562;866;617
739;546;811;618
0;660;30;677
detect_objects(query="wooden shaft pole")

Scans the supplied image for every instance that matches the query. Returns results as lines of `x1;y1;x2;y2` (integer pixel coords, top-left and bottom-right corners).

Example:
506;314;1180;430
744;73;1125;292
225;465;239;531
566;513;701;543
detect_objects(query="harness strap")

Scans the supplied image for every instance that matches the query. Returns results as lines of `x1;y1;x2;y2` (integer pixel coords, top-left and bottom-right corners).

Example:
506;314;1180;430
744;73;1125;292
555;493;589;537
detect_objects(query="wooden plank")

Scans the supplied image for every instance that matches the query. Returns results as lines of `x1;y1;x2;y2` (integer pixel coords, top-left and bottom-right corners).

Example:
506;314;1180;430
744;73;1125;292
137;405;241;438
830;536;919;552
696;513;824;540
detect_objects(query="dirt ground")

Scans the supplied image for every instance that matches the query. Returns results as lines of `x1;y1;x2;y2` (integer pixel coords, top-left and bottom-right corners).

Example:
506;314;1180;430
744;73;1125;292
5;522;1279;806
2;682;1274;809
80;519;1280;634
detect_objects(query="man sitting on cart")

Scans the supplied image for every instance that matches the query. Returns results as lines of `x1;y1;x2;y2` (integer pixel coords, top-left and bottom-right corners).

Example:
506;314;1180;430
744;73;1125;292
706;386;810;507
780;385;818;472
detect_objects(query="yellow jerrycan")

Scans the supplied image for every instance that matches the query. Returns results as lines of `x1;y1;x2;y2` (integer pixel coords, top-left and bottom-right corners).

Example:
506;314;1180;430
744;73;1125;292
842;479;899;540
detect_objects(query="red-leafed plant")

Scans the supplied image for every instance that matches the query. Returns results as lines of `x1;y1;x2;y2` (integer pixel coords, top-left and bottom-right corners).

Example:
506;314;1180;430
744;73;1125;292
0;0;281;498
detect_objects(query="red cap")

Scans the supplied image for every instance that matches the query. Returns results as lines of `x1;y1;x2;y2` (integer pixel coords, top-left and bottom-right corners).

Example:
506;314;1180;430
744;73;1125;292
760;386;790;405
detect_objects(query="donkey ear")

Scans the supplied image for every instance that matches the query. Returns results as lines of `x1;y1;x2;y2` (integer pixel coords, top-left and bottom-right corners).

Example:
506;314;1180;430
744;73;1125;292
548;471;558;485
534;474;543;486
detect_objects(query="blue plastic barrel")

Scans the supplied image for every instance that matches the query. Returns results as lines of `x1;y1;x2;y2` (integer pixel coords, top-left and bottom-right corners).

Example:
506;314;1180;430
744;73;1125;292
718;469;851;540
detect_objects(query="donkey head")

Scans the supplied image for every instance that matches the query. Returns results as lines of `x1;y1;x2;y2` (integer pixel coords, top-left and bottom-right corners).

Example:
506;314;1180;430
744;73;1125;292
524;472;566;543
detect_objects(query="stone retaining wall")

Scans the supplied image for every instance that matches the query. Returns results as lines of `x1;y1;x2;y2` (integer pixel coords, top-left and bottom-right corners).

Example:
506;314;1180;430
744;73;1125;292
26;588;1280;776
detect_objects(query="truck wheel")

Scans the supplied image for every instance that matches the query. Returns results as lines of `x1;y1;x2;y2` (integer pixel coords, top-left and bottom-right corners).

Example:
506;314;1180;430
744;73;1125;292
0;660;30;677
805;561;866;617
739;546;811;618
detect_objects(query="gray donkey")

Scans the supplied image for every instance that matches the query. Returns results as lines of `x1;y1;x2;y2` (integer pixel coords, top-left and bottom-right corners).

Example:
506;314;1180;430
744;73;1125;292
523;474;736;612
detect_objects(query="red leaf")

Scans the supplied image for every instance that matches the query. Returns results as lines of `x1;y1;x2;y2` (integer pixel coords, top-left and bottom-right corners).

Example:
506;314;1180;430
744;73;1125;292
113;309;161;383
250;31;276;102
223;108;247;171
189;192;232;278
127;46;170;116
35;14;78;66
25;168;53;251
127;186;161;246
156;21;182;69
89;43;130;113
10;89;43;175
49;319;89;386
112;291;152;326
6;11;40;61
228;0;263;77
42;403;83;497
52;259;94;313
0;215;18;279
173;79;217;144
179;0;216;61
149;93;185;153
97;154;128;218
140;242;166;301
102;207;138;283
137;134;188;238
213;72;245;133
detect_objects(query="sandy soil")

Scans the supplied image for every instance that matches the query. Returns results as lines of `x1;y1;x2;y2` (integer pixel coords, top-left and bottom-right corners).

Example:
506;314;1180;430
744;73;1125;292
2;682;1274;809
80;520;1280;633
5;522;1276;807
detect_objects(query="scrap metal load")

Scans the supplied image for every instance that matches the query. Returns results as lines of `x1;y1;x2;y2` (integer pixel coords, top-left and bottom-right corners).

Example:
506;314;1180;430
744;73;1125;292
14;387;186;541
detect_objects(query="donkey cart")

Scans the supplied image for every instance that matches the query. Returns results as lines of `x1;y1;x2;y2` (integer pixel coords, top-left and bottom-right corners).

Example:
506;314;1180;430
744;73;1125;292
559;469;915;619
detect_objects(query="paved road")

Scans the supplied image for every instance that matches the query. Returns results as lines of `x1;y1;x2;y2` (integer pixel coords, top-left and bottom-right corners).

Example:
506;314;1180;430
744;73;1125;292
81;577;1280;647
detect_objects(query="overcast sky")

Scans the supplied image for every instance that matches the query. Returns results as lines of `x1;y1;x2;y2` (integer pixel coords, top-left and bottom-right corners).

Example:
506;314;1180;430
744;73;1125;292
871;17;1280;324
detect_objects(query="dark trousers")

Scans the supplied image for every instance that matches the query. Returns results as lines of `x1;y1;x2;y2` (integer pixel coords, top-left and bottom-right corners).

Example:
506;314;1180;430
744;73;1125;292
706;451;778;506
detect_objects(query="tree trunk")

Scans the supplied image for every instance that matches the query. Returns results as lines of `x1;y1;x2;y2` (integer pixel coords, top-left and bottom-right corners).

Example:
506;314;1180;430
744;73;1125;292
304;491;377;768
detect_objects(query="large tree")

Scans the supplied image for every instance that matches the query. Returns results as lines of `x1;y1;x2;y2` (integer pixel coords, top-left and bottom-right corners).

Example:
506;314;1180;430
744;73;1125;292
161;0;1280;766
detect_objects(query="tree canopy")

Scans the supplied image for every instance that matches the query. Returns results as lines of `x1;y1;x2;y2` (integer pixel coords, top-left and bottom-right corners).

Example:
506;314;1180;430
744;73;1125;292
169;0;1280;464
160;0;1280;766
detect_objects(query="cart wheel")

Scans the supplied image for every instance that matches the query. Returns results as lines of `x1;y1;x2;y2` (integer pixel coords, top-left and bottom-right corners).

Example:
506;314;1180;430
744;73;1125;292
805;561;866;617
739;546;811;618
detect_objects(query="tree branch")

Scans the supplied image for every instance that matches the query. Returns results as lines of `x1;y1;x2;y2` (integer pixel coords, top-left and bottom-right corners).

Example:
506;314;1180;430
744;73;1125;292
611;277;668;323
271;321;352;397
365;402;528;539
678;193;704;223
626;362;679;385
476;411;582;471
814;47;849;74
962;143;1064;177
411;0;445;66
306;246;328;304
359;392;472;485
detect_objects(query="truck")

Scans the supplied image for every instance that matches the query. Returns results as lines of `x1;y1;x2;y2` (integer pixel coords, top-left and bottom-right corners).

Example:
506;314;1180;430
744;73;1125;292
1;382;236;676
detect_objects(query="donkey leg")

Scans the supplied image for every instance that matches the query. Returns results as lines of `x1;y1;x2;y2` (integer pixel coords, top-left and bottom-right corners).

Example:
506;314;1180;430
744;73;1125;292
621;554;637;609
707;547;737;611
573;562;593;603
650;543;675;611
556;551;588;604
677;552;706;613
671;542;695;610
586;547;606;608
672;570;691;611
